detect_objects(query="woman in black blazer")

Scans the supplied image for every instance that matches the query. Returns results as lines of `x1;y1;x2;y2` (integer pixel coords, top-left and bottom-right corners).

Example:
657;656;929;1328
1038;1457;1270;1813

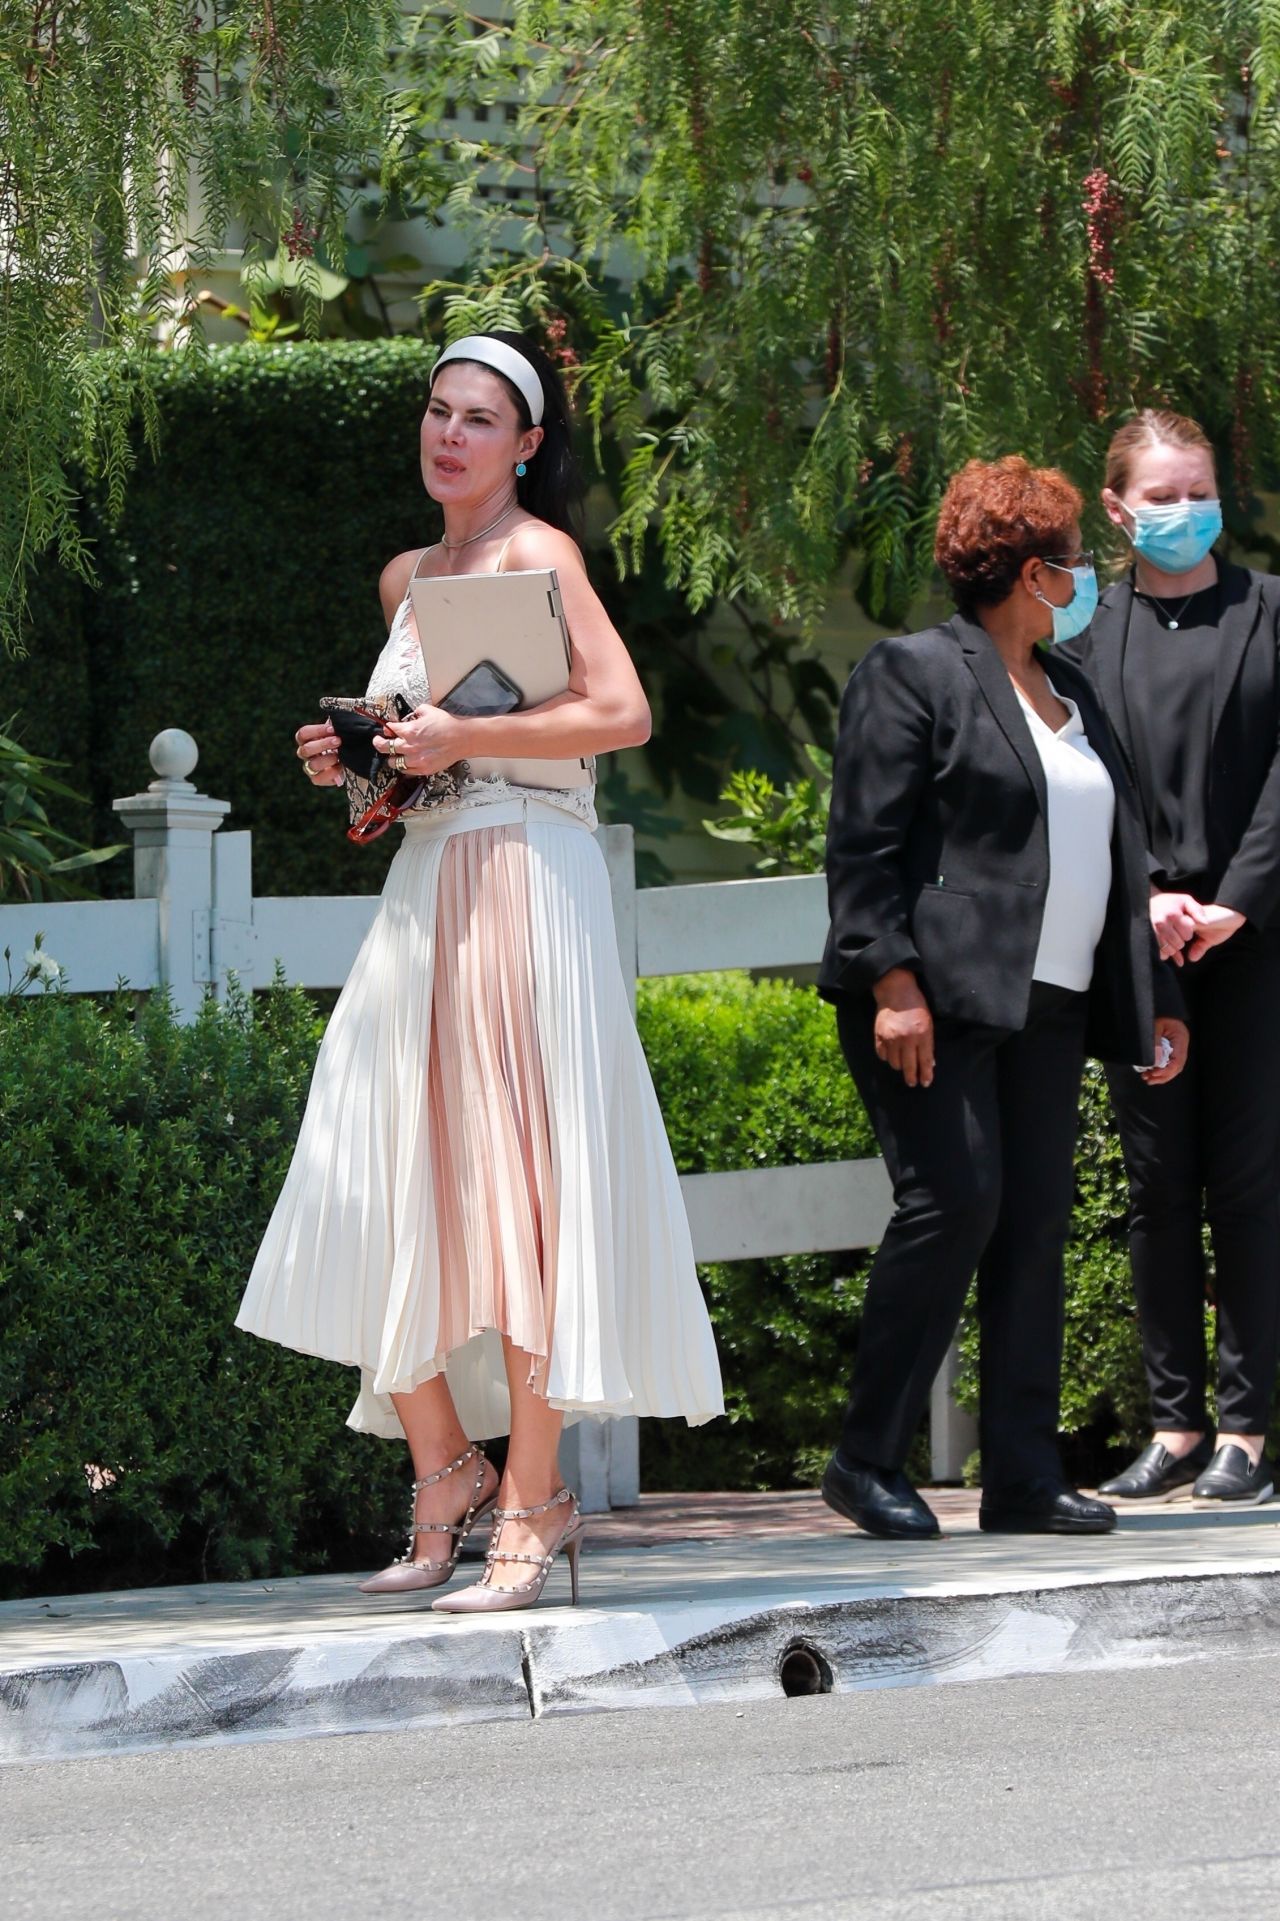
1066;410;1280;1509
818;455;1186;1540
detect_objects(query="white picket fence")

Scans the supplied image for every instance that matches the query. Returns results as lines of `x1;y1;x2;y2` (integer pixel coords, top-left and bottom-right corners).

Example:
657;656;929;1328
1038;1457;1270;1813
1;731;975;1506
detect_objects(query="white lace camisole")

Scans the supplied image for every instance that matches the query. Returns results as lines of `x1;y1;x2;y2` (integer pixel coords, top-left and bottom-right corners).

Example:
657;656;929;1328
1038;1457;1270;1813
363;538;598;830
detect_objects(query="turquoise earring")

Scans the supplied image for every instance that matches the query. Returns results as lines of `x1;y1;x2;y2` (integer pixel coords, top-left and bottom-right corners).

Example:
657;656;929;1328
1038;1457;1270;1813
515;461;528;477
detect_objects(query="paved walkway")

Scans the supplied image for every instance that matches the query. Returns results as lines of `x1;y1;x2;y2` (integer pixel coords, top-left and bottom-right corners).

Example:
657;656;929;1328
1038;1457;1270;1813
5;1490;1280;1763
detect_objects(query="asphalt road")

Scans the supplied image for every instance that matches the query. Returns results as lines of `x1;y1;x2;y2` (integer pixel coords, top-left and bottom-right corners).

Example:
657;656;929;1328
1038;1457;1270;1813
7;1651;1280;1921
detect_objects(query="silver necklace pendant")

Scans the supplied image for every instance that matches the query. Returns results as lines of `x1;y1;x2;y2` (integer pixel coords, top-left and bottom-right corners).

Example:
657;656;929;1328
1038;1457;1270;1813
1168;619;1179;629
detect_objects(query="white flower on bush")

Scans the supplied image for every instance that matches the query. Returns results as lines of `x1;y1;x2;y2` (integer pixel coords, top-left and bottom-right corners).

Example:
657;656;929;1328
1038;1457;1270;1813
23;948;63;983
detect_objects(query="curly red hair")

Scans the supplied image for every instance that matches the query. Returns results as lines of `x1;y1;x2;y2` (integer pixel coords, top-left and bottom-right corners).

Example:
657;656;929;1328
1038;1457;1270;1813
934;456;1083;613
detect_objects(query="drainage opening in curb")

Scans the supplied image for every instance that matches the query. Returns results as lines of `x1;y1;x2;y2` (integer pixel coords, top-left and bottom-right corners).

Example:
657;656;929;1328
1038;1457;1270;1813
779;1641;834;1698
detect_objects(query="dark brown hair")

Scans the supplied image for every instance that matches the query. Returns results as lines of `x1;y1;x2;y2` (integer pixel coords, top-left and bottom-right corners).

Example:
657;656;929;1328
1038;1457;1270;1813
429;331;584;540
934;456;1083;614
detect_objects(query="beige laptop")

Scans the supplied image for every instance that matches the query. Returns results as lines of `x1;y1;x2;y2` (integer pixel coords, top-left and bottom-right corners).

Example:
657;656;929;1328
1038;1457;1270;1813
409;567;594;790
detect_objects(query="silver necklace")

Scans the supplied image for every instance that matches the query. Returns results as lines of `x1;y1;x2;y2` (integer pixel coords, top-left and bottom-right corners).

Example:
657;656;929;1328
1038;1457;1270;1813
439;504;517;551
1139;586;1197;630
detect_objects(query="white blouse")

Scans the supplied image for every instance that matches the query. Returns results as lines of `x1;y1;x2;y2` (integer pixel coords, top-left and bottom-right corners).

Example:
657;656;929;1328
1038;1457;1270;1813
1014;682;1116;993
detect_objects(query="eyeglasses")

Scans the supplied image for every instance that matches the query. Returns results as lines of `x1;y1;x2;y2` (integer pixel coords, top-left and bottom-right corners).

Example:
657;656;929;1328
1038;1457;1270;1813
1043;550;1095;570
347;774;428;844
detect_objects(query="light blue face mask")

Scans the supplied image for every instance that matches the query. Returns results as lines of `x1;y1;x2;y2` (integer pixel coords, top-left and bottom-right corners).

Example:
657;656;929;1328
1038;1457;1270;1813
1037;562;1098;644
1127;499;1222;573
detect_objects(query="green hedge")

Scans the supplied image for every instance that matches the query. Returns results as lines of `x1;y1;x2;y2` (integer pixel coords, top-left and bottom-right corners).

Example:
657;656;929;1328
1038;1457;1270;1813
0;985;416;1598
0;344;441;902
0;971;1218;1598
0;340;751;902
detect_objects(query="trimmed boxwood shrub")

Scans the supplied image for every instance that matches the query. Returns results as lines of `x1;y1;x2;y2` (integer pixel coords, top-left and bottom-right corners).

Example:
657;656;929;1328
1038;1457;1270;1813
636;972;878;1491
0;983;415;1598
0;344;439;904
0;970;1220;1598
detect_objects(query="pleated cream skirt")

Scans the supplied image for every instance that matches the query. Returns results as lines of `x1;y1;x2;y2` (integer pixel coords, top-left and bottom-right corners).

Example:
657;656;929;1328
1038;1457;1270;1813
235;797;724;1440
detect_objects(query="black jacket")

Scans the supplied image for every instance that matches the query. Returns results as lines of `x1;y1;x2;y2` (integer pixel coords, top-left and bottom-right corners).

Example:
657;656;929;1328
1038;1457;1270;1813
1061;561;1280;930
818;609;1181;1064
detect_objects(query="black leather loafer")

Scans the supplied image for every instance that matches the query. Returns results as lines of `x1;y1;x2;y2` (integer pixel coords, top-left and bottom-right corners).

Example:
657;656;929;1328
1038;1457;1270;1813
821;1452;941;1539
1192;1444;1274;1507
979;1480;1116;1534
1098;1437;1213;1501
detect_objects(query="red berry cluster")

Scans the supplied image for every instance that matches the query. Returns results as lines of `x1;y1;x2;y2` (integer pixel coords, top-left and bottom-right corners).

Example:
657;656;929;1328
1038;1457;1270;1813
284;209;315;262
543;315;578;368
1083;167;1122;289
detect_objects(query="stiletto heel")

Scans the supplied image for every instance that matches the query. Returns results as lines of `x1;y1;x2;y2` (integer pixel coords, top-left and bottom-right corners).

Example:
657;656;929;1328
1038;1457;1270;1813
563;1528;584;1606
358;1442;496;1594
431;1486;584;1614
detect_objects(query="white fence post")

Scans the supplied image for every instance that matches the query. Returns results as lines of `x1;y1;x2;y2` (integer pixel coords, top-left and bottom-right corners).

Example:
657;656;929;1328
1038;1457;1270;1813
211;830;257;997
930;1340;978;1482
112;730;229;1022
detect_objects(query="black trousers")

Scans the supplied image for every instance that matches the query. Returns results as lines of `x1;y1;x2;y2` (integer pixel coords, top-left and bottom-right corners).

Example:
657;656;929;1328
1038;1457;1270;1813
1105;924;1280;1435
836;982;1089;1492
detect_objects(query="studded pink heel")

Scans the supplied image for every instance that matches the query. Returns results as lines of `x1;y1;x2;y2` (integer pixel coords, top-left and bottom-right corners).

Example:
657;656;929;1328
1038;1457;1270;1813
358;1442;497;1594
431;1485;584;1614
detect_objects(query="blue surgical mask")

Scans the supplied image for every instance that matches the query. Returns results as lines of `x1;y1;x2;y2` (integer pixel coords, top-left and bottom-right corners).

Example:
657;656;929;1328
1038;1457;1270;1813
1038;562;1098;644
1127;499;1222;573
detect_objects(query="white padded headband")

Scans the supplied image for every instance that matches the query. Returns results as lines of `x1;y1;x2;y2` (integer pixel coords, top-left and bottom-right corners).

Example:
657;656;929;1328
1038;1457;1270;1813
430;335;545;426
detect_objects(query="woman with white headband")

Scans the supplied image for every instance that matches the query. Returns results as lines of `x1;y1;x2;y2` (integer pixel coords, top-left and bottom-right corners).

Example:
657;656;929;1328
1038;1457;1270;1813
237;330;723;1611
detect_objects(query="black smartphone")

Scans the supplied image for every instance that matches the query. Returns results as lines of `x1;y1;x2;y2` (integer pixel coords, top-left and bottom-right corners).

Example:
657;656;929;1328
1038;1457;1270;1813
438;659;523;719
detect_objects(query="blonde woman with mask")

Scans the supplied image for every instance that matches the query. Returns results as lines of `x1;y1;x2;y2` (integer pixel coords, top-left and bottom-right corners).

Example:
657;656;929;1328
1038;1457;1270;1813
1064;409;1280;1508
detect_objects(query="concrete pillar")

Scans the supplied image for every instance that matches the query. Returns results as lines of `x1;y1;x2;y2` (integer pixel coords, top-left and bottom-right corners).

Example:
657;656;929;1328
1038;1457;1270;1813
930;1338;979;1483
112;730;229;1023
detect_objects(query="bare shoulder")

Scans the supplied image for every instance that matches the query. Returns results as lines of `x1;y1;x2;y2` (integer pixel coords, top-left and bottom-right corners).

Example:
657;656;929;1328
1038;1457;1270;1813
379;548;430;624
501;520;586;580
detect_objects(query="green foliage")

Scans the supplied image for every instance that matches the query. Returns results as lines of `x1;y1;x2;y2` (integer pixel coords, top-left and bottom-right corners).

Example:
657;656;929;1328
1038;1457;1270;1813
0;343;836;897
636;972;878;1490
1;0;401;654
704;745;831;875
0;721;125;902
0;972;1239;1596
395;1;1280;621
0;981;413;1600
0;343;441;901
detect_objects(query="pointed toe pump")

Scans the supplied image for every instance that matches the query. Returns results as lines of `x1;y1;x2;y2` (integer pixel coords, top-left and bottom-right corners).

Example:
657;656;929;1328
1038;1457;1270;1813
358;1442;497;1594
431;1485;584;1614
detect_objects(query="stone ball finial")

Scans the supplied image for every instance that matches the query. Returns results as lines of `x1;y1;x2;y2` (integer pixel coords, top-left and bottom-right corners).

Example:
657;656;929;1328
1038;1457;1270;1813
149;729;199;782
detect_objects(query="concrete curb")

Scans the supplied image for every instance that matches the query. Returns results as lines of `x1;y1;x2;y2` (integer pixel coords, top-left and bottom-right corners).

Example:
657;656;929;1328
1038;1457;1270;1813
5;1566;1280;1765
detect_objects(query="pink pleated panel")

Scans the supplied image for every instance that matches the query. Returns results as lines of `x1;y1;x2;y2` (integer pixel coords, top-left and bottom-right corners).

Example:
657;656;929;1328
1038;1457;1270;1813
427;824;559;1391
